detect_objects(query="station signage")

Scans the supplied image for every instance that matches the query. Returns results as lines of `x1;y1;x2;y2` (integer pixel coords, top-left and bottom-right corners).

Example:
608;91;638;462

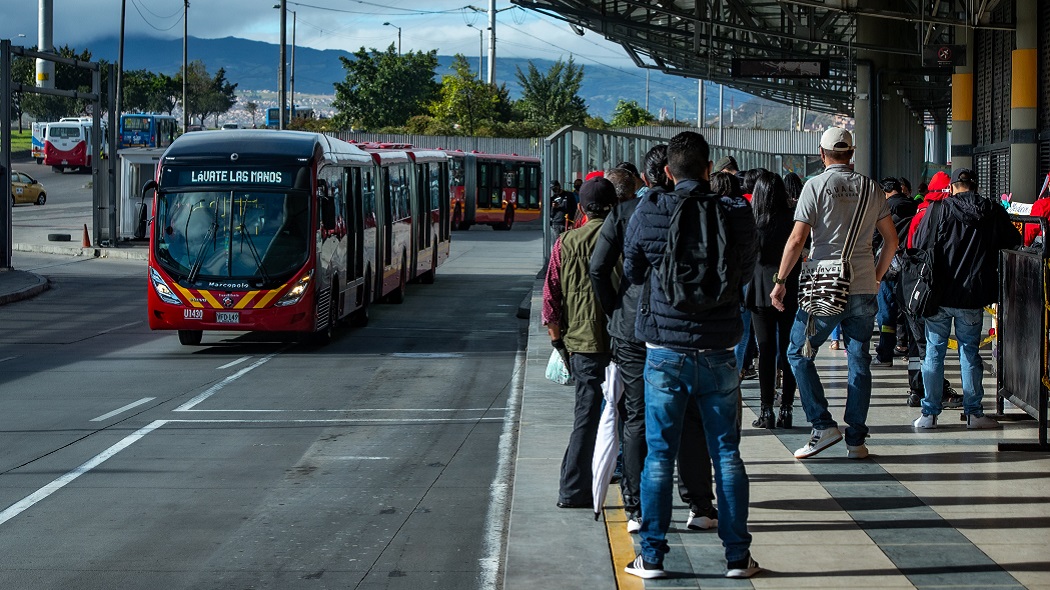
731;59;829;79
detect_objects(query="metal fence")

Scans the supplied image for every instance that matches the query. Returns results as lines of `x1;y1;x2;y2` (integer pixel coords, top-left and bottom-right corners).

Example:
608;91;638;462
331;131;541;157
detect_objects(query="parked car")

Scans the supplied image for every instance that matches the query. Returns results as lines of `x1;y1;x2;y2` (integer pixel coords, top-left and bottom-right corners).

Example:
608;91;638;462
185;124;206;132
11;170;46;205
220;123;241;130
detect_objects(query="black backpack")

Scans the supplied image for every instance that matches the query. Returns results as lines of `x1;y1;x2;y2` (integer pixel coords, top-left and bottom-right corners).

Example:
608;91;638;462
656;190;738;313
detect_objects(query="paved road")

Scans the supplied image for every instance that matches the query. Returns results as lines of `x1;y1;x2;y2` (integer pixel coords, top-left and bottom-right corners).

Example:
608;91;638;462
0;230;539;589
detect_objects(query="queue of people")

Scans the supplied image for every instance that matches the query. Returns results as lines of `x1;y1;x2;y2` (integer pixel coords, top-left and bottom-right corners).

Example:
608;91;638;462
541;127;1021;581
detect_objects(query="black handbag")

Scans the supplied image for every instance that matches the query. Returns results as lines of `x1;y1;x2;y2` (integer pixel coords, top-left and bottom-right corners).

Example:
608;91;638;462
897;201;943;318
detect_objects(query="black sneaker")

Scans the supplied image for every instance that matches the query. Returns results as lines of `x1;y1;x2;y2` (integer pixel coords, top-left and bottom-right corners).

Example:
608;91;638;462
907;392;922;407
741;366;758;380
726;553;762;578
625;555;666;579
942;386;963;409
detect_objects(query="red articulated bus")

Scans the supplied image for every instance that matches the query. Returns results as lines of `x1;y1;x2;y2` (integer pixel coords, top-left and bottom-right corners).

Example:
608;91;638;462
143;130;450;345
448;151;541;231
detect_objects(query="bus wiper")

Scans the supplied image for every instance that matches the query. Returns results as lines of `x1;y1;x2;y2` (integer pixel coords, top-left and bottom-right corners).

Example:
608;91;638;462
187;198;221;284
236;222;270;284
186;221;217;284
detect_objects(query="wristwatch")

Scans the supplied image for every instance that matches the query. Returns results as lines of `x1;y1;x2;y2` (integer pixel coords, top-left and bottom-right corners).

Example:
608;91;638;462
772;271;787;285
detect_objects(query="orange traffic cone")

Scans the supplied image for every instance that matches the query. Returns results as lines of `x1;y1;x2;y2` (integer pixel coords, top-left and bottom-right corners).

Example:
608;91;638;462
82;224;92;248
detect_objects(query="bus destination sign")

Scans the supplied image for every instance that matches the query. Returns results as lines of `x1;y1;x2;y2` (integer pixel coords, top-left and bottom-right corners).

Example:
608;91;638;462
164;166;302;188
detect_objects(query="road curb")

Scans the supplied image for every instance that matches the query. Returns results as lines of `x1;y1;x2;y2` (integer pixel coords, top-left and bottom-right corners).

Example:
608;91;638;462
13;243;149;261
0;271;49;306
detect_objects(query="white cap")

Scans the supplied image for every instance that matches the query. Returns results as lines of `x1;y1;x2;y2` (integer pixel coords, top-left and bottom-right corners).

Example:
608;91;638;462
819;127;854;152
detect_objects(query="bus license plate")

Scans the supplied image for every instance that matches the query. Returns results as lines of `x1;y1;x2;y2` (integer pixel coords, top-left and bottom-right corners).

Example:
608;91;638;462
215;311;240;324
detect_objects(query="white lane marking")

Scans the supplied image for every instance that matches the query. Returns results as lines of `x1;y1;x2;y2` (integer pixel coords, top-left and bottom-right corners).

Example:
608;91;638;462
390;353;464;359
167;418;503;424
328;456;390;460
216;356;251;370
181;407;497;413
173;350;282;412
479;344;525;590
90;397;156;422
96;321;141;336
0;356;18;363
0;420;167;527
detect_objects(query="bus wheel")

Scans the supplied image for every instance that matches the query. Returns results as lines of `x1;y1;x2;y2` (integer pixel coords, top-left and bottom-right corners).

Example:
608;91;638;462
178;330;203;345
418;248;437;285
496;208;514;231
35;158;43;165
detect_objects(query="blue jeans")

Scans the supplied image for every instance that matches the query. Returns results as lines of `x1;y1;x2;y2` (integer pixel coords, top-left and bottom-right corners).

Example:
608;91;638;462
875;279;899;361
921;307;986;417
639;347;751;565
734;307;757;371
786;294;878;446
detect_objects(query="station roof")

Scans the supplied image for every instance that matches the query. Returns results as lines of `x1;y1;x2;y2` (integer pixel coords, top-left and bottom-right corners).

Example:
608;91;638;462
512;0;1015;124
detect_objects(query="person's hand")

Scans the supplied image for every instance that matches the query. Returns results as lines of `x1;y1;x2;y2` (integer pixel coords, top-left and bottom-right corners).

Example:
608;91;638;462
547;324;561;341
770;283;787;312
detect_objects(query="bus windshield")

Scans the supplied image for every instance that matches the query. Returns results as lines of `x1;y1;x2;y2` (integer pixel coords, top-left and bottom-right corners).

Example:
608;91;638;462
122;116;150;132
154;190;311;286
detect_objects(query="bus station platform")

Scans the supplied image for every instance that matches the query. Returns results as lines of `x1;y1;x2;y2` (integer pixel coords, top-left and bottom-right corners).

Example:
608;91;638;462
507;278;1050;590
3;215;1049;589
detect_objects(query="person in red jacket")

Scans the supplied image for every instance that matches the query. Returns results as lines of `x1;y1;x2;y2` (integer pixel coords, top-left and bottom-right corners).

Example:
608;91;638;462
906;171;951;248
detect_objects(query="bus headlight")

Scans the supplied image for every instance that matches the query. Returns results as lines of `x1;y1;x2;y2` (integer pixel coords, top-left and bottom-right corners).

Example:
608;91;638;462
149;267;183;305
275;271;312;307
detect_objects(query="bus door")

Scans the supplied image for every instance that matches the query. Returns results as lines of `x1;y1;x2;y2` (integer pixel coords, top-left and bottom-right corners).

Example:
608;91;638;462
432;161;450;242
464;155;477;224
346;167;365;294
382;167;393;269
415;163;431;250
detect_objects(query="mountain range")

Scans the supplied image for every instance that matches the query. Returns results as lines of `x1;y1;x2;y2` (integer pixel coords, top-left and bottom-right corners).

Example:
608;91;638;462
83;34;765;122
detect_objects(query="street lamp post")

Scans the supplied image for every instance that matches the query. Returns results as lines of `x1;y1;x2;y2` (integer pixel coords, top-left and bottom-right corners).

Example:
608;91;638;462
290;10;296;119
276;1;287;129
383;22;401;56
467;24;483;77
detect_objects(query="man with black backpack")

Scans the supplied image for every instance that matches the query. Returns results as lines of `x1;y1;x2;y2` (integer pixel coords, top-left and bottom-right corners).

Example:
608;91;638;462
621;131;760;580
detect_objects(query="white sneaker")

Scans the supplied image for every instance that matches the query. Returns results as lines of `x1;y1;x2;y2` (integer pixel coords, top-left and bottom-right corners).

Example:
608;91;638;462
846;443;868;459
967;414;1000;429
686;509;717;530
626;515;641;534
793;427;842;459
913;413;938;429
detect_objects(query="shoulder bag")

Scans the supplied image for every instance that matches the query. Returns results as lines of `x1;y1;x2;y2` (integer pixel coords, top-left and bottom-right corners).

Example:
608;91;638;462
897;201;944;318
798;185;872;316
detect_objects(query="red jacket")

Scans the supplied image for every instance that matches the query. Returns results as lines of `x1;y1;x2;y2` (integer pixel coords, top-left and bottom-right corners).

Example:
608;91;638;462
1025;197;1050;246
906;171;951;248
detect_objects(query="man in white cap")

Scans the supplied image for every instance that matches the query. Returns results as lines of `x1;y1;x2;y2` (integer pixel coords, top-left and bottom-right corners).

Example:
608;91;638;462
770;127;899;460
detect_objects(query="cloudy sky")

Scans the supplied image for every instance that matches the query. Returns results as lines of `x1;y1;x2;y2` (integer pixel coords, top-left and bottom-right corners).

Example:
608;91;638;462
1;0;636;68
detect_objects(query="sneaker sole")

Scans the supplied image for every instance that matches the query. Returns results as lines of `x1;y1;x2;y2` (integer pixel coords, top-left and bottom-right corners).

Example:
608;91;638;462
726;565;762;578
686;518;717;530
794;433;842;459
625;566;666;579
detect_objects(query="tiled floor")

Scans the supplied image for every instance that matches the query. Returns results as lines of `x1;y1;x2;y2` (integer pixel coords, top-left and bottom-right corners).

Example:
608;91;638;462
623;344;1050;589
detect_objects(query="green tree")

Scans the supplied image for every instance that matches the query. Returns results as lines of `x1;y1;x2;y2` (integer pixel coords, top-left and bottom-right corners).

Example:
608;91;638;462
245;101;259;128
178;62;238;126
514;57;587;130
121;70;178;115
609;99;654;127
429;54;500;136
332;44;439;130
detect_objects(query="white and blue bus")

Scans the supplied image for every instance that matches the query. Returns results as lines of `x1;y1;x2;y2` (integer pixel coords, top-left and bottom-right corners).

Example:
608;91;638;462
264;107;314;129
119;114;179;149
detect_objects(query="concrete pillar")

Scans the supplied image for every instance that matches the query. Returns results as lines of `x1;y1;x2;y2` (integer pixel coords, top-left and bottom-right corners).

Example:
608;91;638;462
932;123;949;166
853;61;873;177
1010;0;1039;203
951;26;975;171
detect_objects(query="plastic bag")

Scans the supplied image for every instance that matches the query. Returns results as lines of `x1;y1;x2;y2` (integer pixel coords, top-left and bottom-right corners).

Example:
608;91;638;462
545;348;573;385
